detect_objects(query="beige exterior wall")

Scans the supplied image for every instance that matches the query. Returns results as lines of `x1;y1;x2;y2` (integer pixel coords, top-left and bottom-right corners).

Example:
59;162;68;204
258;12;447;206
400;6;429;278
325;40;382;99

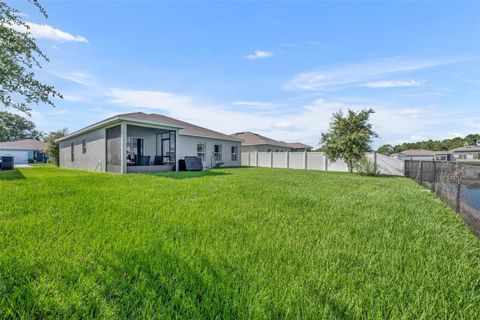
59;127;106;171
177;135;241;168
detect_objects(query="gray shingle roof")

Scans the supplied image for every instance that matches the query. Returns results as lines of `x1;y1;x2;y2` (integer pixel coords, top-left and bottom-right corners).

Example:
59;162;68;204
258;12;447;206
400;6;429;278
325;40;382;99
230;131;312;149
122;112;242;142
449;145;480;153
400;149;435;156
0;139;46;151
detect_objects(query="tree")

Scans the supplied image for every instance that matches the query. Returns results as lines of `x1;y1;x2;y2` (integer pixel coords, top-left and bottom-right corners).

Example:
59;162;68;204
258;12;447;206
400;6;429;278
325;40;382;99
0;0;62;114
320;109;378;173
377;144;394;156
44;128;68;166
0;111;43;141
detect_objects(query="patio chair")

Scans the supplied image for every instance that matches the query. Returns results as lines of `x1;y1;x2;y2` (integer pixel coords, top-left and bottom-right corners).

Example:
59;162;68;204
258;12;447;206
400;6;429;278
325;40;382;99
138;155;151;166
153;156;162;165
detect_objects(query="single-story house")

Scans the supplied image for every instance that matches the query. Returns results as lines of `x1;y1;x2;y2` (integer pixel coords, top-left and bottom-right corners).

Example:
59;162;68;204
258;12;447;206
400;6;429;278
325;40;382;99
287;142;313;152
230;131;312;152
434;151;453;161
450;145;480;161
392;149;435;161
0;139;47;164
56;112;242;173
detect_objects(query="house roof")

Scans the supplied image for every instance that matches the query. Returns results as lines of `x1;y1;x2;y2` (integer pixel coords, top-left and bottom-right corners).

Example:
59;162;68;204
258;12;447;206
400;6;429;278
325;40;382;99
0;139;46;151
230;131;312;149
399;149;435;156
449;145;480;153
230;131;292;148
124;113;242;142
286;142;312;149
57;112;242;142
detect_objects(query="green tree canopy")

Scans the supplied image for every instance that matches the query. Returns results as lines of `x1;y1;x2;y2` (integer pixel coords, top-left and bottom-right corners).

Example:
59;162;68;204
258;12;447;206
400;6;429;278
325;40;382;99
320;109;377;173
0;0;61;114
377;133;480;155
0;111;42;141
44;128;68;166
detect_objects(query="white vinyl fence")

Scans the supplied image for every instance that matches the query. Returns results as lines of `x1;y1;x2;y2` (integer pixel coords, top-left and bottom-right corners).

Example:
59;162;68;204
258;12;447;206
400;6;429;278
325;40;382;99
241;151;404;176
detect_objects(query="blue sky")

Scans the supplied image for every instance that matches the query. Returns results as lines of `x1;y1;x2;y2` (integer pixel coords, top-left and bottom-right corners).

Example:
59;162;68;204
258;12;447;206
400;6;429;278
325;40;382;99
8;0;480;148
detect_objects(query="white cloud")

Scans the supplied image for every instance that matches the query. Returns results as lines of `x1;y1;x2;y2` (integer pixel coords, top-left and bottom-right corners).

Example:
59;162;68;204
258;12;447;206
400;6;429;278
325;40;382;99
246;50;273;59
398;108;421;117
55;71;95;86
360;80;425;88
62;94;86;102
12;22;88;43
271;122;295;130
105;88;471;148
284;57;461;91
232;101;276;110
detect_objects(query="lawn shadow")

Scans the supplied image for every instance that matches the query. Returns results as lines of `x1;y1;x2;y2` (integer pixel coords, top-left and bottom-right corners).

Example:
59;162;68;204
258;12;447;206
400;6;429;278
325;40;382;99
0;169;26;181
151;170;230;180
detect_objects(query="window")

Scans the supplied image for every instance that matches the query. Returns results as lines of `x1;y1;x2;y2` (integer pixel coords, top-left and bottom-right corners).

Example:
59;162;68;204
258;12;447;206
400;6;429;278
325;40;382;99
70;143;74;162
127;137;144;163
231;146;238;161
82;139;87;154
197;143;206;161
214;144;222;162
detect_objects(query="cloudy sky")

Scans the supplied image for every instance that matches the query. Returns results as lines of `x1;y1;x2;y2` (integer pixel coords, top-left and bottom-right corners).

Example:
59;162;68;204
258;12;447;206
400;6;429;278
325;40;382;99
7;1;480;148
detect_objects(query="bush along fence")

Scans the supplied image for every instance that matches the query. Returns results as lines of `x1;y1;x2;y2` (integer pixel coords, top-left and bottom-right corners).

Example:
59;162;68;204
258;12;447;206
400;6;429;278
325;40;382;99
241;151;404;176
404;160;480;236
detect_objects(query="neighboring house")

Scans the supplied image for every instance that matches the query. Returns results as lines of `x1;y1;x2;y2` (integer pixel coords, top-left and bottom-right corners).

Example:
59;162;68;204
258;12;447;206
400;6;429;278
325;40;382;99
434;151;453;161
450;145;480;161
230;131;312;152
56;112;242;173
287;142;313;152
392;149;435;161
0;139;47;164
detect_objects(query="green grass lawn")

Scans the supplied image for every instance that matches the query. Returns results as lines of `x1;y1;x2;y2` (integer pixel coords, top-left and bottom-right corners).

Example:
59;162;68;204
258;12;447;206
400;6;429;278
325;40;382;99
1;167;479;319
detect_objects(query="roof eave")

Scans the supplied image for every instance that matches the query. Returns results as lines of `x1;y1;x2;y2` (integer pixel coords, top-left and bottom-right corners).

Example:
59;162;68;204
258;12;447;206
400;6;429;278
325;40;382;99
56;115;185;143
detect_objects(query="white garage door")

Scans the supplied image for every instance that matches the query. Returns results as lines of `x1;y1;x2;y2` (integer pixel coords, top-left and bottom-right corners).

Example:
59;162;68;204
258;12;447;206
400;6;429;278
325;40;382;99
0;150;29;164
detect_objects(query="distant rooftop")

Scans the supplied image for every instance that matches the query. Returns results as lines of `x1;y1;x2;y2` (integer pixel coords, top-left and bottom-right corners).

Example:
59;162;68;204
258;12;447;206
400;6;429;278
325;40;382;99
399;149;435;156
449;145;480;153
0;139;46;151
230;131;312;149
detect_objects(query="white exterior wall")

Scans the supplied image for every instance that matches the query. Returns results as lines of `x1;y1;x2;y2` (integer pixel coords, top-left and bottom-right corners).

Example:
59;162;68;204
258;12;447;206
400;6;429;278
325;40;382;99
0;149;32;164
176;135;241;168
59;128;106;171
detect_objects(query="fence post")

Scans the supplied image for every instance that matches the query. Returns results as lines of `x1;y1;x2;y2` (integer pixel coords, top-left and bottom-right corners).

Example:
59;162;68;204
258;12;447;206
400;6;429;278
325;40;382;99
286;151;289;169
432;160;436;193
304;151;307;170
270;152;273;168
248;152;251;166
419;161;423;183
324;155;328;171
373;151;377;173
456;179;461;213
255;151;259;167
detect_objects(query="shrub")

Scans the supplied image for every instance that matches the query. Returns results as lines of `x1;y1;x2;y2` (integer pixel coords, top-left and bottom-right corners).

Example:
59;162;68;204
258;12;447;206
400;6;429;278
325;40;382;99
354;158;379;176
28;159;35;164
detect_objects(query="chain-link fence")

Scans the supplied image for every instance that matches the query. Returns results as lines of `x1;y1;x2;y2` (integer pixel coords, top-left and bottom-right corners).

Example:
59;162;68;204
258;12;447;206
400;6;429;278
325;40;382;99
404;160;480;236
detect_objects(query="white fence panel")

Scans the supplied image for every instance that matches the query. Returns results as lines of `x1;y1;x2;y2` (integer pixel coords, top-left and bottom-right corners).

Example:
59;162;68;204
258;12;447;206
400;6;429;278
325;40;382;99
272;152;288;168
240;151;403;176
376;153;403;176
289;152;305;169
241;152;249;166
328;159;348;172
257;152;271;167
307;152;325;170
